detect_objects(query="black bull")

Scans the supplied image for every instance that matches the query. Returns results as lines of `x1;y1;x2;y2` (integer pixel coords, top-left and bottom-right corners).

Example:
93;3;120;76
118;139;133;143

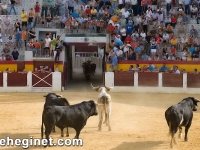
43;93;70;137
165;97;200;148
41;100;98;146
82;61;96;79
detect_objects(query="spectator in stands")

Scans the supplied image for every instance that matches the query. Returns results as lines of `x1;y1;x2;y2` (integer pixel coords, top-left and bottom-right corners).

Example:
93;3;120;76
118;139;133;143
165;16;171;27
123;43;131;60
14;27;22;49
115;46;123;60
28;28;36;42
165;23;173;33
9;0;17;15
91;7;97;18
182;13;189;24
11;47;19;60
170;36;178;47
14;19;21;31
192;48;199;60
28;8;35;30
170;45;176;57
21;9;28;30
34;40;40;57
193;68;199;74
190;25;198;37
150;37;157;60
160;63;168;72
5;68;11;73
169;7;176;17
189;44;195;56
41;1;48;17
44;34;51;57
34;2;41;24
188;35;194;46
68;0;75;14
1;2;8;15
127;47;135;60
190;5;198;18
3;15;11;37
22;29;28;49
0;54;6;61
181;48;188;61
46;14;52;28
60;14;67;28
177;21;186;37
173;66;180;74
162;31;170;43
197;8;200;24
177;4;184;16
50;0;56;20
168;53;176;60
184;0;190;15
171;15;177;28
141;52;149;60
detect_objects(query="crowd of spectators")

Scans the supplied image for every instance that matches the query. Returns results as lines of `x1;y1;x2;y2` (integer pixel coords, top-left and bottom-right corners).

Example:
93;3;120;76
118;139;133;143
117;63;199;74
0;0;200;64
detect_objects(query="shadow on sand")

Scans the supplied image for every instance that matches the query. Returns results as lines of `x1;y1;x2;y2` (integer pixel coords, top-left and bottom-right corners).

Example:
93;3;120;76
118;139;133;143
110;141;163;150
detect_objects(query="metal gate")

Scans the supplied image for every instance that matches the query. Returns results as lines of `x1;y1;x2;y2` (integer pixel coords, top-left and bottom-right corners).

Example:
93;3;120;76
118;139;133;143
32;73;52;92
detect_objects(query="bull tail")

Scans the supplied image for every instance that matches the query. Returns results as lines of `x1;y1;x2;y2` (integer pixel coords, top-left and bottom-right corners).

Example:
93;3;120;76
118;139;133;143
101;96;108;111
41;111;44;139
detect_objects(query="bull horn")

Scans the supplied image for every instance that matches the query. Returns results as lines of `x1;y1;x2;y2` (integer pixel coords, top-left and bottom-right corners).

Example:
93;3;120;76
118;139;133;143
105;85;113;91
43;94;47;97
56;94;62;97
194;98;200;102
91;83;100;91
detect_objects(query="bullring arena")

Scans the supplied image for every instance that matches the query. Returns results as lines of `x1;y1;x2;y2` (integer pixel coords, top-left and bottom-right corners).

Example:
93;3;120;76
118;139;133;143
0;91;200;150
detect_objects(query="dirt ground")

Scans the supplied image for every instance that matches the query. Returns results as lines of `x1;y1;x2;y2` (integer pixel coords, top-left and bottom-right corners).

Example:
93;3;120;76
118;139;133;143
0;92;200;150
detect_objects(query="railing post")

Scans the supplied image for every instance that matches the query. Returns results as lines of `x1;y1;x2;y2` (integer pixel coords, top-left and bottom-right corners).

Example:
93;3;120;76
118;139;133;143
27;72;32;89
3;72;7;88
105;72;114;87
183;73;187;89
134;72;138;87
158;73;163;87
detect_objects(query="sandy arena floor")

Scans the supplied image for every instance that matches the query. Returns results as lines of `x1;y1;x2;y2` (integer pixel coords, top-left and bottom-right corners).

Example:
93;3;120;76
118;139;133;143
0;92;200;150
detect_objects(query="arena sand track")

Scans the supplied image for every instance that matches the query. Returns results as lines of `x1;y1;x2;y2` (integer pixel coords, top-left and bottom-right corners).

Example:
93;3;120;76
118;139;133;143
0;92;200;150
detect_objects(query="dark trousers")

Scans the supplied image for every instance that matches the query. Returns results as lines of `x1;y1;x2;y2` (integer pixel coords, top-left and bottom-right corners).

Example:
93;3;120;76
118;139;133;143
143;25;148;33
132;5;137;16
191;12;197;18
41;6;48;17
137;5;142;15
185;5;190;15
68;6;74;14
166;3;171;16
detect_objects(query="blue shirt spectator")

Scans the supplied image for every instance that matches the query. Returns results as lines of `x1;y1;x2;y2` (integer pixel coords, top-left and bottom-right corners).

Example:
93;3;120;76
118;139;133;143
111;55;118;68
184;0;190;5
114;37;123;47
148;64;155;71
77;17;84;23
160;64;168;72
108;8;114;15
126;23;134;34
141;53;148;60
71;11;79;18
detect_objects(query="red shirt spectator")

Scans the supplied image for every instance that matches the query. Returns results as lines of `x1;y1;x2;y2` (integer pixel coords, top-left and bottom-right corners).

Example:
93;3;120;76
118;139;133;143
170;46;176;54
107;23;115;34
171;16;177;23
155;35;162;44
125;35;133;44
85;7;91;16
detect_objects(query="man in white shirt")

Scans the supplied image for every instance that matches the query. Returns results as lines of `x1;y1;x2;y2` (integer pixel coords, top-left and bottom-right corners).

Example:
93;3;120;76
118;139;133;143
115;46;123;60
162;32;170;43
122;8;130;21
4;15;11;37
191;5;198;18
44;34;52;57
174;66;180;74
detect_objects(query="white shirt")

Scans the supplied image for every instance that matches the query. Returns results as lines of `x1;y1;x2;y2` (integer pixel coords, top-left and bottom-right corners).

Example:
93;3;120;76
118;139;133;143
123;46;129;53
122;11;130;18
163;34;169;40
0;56;6;61
45;38;51;47
120;28;126;36
174;69;180;74
116;50;123;57
166;0;171;3
118;0;123;4
130;0;138;5
140;32;146;39
136;17;142;24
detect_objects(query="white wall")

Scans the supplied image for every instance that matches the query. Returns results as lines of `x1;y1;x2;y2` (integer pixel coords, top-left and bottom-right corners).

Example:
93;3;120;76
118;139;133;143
105;72;200;94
